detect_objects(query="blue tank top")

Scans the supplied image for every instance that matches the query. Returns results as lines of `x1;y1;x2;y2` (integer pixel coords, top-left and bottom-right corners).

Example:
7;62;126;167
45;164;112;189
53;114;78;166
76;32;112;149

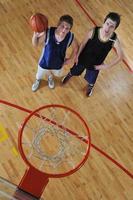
39;27;74;69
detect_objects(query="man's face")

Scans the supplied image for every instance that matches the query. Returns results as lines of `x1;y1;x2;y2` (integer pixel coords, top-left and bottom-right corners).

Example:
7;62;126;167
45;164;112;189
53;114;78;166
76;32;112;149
102;18;117;35
57;21;71;36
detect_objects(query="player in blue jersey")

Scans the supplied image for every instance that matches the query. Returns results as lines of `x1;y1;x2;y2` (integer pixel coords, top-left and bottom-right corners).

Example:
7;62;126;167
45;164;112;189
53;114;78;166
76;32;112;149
32;15;78;92
62;12;124;96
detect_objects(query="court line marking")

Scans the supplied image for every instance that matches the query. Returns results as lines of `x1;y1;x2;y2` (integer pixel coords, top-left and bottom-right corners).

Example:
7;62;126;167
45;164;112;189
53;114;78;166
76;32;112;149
0;99;133;179
0;123;19;156
0;123;8;142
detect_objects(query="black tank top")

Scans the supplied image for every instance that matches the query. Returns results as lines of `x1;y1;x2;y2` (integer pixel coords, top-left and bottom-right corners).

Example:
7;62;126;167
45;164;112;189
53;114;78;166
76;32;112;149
78;27;117;68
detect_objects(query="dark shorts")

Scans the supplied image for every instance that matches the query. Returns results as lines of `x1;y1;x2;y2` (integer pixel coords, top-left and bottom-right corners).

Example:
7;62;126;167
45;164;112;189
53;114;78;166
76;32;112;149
70;63;85;76
70;63;99;85
84;69;99;84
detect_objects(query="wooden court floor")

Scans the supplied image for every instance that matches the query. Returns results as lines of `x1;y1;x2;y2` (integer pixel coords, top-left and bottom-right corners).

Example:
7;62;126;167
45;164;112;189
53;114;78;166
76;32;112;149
0;0;133;199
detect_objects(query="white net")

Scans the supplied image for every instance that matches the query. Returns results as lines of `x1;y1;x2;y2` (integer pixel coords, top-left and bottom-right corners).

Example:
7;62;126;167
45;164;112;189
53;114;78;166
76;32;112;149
20;105;90;174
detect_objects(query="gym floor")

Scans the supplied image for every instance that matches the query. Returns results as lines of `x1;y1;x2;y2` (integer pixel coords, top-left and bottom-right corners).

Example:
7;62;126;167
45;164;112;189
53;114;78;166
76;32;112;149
0;0;133;199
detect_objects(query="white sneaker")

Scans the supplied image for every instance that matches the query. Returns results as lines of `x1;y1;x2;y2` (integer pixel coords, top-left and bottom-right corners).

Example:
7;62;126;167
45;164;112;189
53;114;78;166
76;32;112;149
32;79;41;92
86;84;93;97
48;76;55;89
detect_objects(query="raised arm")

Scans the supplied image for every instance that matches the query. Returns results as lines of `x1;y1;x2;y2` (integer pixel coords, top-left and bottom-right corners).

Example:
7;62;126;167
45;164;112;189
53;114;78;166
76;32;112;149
32;31;46;47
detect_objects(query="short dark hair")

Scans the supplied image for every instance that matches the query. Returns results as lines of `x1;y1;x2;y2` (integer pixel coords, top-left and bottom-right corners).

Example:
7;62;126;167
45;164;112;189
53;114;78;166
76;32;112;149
104;12;121;29
59;15;73;29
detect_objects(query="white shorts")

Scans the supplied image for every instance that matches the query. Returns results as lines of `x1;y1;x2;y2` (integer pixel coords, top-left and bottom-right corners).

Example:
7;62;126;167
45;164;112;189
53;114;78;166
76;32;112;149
36;65;64;80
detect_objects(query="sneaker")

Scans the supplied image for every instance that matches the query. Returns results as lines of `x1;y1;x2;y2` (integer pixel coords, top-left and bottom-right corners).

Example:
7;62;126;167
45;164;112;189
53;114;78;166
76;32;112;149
32;79;41;92
86;84;93;97
48;76;55;89
62;72;72;84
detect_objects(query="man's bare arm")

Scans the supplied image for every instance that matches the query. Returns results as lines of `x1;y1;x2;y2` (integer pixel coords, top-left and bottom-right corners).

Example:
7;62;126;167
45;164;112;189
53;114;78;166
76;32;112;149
32;31;46;47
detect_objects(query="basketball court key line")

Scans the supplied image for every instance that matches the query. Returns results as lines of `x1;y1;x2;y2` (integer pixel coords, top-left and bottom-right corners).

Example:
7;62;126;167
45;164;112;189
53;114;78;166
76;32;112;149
0;99;133;179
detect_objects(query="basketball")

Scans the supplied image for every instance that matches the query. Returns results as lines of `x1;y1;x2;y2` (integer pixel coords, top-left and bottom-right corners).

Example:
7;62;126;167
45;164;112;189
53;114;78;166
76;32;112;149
29;13;48;32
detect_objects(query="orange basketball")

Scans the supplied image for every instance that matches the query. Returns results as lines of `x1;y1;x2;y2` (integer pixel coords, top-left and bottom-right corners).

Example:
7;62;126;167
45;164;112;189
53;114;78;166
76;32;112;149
29;13;48;32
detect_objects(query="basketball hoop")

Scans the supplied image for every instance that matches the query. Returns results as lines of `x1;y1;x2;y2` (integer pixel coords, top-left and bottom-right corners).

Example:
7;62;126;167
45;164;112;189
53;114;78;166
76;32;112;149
17;104;91;198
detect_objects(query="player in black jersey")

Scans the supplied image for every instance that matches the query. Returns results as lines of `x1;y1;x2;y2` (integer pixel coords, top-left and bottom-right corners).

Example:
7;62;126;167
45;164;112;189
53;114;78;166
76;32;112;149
62;12;124;96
